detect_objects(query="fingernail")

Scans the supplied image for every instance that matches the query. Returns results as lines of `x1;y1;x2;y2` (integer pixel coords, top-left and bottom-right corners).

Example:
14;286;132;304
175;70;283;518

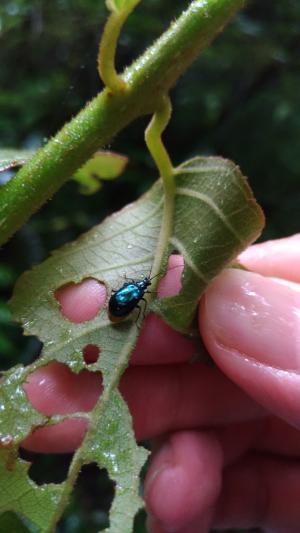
204;269;300;371
145;443;181;532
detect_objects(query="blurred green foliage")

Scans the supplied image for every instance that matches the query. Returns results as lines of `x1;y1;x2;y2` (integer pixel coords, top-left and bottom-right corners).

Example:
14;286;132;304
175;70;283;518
0;0;299;531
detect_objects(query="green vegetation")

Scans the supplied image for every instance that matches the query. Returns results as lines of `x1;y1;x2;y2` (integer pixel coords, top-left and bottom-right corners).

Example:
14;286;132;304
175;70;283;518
0;0;299;531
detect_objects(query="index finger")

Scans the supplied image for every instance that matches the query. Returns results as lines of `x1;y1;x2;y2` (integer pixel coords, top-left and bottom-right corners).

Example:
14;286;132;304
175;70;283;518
239;234;300;282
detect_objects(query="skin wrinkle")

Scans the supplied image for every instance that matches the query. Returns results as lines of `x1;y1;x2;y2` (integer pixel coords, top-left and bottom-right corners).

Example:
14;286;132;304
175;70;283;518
126;363;266;438
216;420;266;468
212;322;300;398
259;458;300;530
256;416;300;456
22;358;265;453
126;365;187;440
206;338;300;431
213;331;300;377
238;234;300;284
169;364;187;432
203;270;300;373
254;417;275;458
255;457;271;528
214;455;300;531
146;431;223;531
214;455;260;528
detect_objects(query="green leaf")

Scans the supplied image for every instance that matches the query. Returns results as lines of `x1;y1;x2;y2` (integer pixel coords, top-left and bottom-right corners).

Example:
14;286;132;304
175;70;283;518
0;366;46;445
81;391;147;531
0;149;34;173
6;179;163;532
153;157;265;331
73;151;128;195
0;149;128;196
0;147;127;196
3;156;264;531
0;451;64;532
106;0;140;14
82;151;128;179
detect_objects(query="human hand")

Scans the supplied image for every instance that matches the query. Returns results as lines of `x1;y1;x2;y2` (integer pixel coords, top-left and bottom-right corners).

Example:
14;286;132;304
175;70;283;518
22;234;300;533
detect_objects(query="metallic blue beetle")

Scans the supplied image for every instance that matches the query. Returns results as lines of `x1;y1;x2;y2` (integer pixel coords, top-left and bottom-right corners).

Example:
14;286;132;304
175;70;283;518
108;277;152;322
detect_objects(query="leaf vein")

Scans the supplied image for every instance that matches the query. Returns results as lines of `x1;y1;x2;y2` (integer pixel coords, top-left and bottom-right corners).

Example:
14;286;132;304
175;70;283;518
169;237;208;283
176;186;244;244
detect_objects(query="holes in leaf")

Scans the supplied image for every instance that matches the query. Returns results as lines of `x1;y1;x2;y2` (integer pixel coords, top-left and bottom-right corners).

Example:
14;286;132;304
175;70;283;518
22;362;102;419
22;449;72;485
55;278;106;323
134;509;147;531
58;464;115;532
83;344;101;364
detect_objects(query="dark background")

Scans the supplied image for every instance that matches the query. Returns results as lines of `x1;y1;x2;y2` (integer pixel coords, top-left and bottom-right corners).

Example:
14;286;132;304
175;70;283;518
0;0;299;531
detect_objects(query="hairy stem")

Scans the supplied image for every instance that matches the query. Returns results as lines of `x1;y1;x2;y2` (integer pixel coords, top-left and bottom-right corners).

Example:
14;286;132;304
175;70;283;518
98;7;131;92
145;95;173;185
0;0;245;246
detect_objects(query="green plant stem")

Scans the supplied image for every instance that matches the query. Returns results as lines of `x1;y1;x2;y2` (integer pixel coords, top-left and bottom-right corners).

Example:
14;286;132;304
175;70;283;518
98;9;129;92
145;95;173;185
145;95;175;281
0;0;245;247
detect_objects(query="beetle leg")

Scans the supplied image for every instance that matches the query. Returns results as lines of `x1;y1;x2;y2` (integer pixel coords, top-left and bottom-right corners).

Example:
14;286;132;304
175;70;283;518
124;273;135;283
140;297;148;320
135;304;142;325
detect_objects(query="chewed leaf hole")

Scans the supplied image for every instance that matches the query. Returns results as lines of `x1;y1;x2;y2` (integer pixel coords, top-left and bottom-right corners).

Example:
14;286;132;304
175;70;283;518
23;450;72;485
83;344;101;364
157;254;184;298
58;464;115;531
55;278;106;323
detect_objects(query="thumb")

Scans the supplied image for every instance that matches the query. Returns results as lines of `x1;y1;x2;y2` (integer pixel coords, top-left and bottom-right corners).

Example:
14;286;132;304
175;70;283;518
199;268;300;429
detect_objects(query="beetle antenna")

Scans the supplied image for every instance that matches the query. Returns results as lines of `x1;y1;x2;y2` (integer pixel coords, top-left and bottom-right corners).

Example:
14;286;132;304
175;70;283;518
149;263;184;281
